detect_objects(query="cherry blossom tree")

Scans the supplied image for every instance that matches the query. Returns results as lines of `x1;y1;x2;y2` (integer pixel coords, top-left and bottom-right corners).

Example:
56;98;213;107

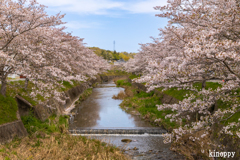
0;0;110;104
0;0;65;95
125;0;240;152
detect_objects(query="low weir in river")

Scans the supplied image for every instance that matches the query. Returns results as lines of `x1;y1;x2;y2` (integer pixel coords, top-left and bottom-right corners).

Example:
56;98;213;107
69;127;167;135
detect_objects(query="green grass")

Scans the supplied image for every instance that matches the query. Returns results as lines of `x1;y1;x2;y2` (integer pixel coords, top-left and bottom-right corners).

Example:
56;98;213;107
0;95;18;125
136;95;178;130
217;99;240;132
21;113;69;135
60;80;82;91
120;89;177;130
135;90;155;98
61;81;74;91
227;111;240;124
205;82;222;90
116;79;131;87
158;82;222;101
162;88;192;101
192;82;222;91
129;74;141;80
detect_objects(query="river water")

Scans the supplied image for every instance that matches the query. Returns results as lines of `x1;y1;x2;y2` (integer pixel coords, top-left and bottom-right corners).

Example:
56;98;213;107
69;81;184;159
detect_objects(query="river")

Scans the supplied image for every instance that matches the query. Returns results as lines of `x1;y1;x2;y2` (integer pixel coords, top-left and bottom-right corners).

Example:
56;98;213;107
69;81;185;159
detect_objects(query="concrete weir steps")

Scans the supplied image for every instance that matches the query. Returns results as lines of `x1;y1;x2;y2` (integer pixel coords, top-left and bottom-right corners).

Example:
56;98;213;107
69;127;167;135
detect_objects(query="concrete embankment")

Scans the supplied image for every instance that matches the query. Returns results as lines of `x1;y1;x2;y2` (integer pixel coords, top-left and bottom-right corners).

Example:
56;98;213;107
0;74;129;144
0;110;28;144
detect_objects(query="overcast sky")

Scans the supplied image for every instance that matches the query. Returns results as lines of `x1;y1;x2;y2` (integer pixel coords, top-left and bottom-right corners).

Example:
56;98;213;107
38;0;168;53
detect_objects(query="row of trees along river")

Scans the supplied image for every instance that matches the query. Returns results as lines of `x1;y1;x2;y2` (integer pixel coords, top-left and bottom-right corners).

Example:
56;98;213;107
122;0;240;159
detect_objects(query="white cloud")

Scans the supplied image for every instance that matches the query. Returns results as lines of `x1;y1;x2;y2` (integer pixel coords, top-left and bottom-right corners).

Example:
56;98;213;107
38;0;124;15
124;0;168;14
37;0;167;15
64;21;101;29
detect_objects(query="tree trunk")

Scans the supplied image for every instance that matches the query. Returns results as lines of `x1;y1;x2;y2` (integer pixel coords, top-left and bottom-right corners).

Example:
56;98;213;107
0;79;7;96
214;100;218;112
196;112;199;122
25;78;29;90
202;80;206;89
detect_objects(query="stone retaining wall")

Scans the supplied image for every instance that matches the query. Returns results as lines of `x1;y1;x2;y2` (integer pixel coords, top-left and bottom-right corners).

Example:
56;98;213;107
0;111;28;144
16;83;93;121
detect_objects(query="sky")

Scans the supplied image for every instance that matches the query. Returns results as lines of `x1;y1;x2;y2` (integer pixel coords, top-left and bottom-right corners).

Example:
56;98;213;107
37;0;169;53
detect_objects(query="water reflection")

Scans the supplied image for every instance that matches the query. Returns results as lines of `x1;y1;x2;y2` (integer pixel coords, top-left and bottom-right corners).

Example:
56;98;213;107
69;81;153;129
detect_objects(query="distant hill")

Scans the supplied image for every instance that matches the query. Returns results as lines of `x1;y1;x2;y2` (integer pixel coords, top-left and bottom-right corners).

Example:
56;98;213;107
89;47;135;61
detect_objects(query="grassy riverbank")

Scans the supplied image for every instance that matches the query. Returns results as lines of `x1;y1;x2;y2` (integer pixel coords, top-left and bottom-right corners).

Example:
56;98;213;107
0;114;129;160
114;78;240;159
114;79;178;131
115;78;240;131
